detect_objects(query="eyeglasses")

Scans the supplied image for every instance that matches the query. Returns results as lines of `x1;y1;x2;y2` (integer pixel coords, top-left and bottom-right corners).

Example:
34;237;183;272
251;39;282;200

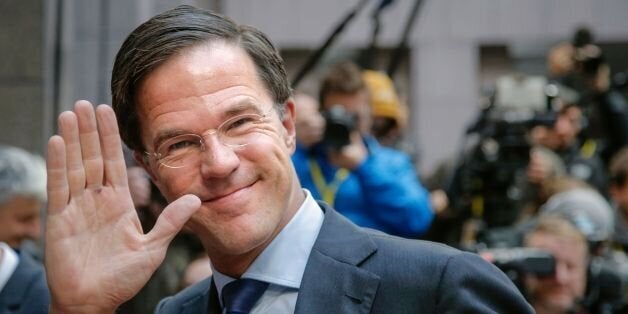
145;106;275;169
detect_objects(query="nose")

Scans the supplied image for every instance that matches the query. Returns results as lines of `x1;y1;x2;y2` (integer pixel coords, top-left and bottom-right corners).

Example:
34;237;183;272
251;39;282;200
22;218;41;241
199;135;240;179
553;263;570;284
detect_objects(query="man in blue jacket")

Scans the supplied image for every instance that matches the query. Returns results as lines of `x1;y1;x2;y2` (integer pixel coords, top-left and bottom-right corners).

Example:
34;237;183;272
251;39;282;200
292;62;433;237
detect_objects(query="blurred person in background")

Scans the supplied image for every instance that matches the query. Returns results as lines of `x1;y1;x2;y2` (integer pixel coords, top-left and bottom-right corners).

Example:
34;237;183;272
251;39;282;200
0;145;46;253
537;180;614;255
523;216;590;314
363;70;452;220
548;26;628;165
362;70;408;150
292;61;434;238
527;102;608;196
293;92;325;150
0;240;49;313
0;145;49;313
609;147;628;251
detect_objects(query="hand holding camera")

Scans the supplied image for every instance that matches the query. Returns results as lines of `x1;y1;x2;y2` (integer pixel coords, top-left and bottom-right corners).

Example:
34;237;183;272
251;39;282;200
321;105;368;170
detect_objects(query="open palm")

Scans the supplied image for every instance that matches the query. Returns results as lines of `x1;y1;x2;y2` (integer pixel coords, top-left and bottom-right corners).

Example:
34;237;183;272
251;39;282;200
45;101;200;313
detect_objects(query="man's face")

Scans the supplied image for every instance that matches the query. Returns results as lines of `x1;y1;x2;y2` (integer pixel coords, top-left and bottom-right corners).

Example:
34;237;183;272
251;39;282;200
0;196;42;248
294;93;324;147
554;106;582;149
524;231;588;313
322;90;371;135
135;41;302;267
610;181;628;214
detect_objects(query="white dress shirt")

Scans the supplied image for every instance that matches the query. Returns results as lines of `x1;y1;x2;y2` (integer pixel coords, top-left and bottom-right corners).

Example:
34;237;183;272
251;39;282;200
212;189;324;313
0;242;19;293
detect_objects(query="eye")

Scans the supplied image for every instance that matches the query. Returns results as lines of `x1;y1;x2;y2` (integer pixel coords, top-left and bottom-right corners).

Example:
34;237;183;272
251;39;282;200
222;114;260;132
168;140;197;151
158;135;201;157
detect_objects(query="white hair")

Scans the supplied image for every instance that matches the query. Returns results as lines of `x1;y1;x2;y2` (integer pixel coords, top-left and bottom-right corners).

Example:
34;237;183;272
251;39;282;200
0;145;46;205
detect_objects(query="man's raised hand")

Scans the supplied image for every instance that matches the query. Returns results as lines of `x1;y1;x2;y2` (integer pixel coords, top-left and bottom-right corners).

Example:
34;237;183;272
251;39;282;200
45;101;200;313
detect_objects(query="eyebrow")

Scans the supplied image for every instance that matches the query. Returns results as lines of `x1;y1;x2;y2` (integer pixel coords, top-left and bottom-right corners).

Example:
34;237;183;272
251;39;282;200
150;99;267;151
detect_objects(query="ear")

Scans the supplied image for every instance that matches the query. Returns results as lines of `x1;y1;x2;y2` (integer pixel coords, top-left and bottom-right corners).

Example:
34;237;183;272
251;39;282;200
134;150;158;182
281;98;297;153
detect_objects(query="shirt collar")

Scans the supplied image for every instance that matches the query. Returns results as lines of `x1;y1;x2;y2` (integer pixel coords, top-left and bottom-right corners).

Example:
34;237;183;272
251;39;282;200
0;242;19;293
212;189;324;296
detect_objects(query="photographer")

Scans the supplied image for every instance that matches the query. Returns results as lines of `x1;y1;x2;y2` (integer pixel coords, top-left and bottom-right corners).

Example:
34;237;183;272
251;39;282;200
528;102;608;196
291;61;434;238
548;27;628;165
609;147;628;251
522;215;590;314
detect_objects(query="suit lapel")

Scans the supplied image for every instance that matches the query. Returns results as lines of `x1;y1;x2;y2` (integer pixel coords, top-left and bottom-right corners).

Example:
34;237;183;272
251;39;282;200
180;278;216;314
207;279;222;314
0;252;44;311
295;203;380;314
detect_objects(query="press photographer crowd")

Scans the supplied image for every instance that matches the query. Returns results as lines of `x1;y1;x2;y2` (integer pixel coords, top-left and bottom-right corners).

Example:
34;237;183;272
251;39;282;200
2;5;628;313
421;27;628;314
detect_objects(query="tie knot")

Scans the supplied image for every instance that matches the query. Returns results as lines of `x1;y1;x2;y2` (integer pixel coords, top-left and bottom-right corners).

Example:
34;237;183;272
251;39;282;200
222;278;269;314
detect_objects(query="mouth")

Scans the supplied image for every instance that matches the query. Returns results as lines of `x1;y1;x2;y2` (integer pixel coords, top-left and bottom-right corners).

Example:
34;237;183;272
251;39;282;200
202;180;257;204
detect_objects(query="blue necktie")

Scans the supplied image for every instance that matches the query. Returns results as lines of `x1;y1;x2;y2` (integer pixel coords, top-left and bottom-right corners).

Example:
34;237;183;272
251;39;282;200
222;278;269;314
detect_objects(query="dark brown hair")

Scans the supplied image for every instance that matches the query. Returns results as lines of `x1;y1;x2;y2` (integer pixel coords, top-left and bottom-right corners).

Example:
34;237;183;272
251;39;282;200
318;61;365;107
111;5;291;151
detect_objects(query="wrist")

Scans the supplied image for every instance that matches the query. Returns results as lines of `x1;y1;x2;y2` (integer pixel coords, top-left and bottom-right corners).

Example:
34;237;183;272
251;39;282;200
49;302;116;314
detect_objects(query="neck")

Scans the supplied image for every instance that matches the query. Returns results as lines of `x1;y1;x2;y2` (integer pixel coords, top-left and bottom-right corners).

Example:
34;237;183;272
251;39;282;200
208;182;306;278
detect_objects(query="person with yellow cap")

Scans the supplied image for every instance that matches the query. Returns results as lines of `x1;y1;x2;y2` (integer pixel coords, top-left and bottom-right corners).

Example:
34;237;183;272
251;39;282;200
363;70;408;148
291;61;434;238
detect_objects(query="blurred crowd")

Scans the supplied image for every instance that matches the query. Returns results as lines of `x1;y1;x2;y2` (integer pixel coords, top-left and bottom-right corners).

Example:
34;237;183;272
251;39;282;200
1;25;628;314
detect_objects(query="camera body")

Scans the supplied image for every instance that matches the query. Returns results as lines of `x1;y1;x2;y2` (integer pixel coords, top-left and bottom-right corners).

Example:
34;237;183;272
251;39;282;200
452;109;557;228
321;105;357;150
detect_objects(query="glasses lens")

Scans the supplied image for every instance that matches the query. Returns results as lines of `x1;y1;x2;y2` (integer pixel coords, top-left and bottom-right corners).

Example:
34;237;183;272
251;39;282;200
219;113;266;147
156;134;202;168
153;109;271;169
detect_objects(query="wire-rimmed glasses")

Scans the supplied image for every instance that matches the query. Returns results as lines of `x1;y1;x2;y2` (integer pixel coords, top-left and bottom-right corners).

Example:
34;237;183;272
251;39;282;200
145;106;275;169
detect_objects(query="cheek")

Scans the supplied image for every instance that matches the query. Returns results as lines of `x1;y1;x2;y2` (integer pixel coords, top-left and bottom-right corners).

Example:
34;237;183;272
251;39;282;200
154;170;198;200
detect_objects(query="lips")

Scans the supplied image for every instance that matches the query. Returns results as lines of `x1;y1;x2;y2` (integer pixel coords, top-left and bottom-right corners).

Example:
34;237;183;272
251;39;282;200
201;180;256;203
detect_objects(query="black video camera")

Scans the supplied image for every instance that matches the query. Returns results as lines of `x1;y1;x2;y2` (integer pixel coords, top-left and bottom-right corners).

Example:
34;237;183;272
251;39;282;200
480;247;556;278
321;105;357;150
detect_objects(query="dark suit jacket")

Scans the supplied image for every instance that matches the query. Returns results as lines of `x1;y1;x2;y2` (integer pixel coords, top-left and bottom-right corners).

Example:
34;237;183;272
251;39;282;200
155;203;533;313
0;251;50;314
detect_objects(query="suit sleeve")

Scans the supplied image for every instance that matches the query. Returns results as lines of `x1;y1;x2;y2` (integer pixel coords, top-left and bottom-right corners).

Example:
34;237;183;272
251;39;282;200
434;251;534;313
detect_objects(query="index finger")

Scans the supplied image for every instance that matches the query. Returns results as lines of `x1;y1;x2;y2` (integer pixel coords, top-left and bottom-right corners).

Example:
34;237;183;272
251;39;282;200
47;135;69;215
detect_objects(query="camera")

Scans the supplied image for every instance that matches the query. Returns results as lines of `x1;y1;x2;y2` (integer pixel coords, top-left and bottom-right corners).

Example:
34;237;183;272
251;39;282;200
321;105;357;150
480;247;555;278
447;75;560;228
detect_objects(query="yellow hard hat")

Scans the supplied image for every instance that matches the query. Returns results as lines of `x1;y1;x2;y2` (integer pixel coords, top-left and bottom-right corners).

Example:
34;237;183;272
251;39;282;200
362;70;407;128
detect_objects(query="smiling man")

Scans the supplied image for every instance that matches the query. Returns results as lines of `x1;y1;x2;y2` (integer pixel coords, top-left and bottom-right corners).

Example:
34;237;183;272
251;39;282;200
45;5;532;314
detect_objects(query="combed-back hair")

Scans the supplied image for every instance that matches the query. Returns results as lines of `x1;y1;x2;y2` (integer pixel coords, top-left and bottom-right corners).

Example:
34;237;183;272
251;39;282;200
111;5;291;151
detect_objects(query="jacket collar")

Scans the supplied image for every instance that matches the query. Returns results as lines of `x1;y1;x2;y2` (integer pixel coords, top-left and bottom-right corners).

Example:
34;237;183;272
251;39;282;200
294;202;380;314
180;278;215;314
201;203;381;314
0;252;46;309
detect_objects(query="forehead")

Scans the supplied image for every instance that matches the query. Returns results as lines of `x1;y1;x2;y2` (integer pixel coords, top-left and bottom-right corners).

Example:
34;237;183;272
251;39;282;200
527;232;588;262
135;41;273;135
0;196;42;217
322;90;369;111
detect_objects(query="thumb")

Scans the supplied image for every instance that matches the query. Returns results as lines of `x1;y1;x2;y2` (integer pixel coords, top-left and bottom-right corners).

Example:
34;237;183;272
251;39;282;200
148;194;201;244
